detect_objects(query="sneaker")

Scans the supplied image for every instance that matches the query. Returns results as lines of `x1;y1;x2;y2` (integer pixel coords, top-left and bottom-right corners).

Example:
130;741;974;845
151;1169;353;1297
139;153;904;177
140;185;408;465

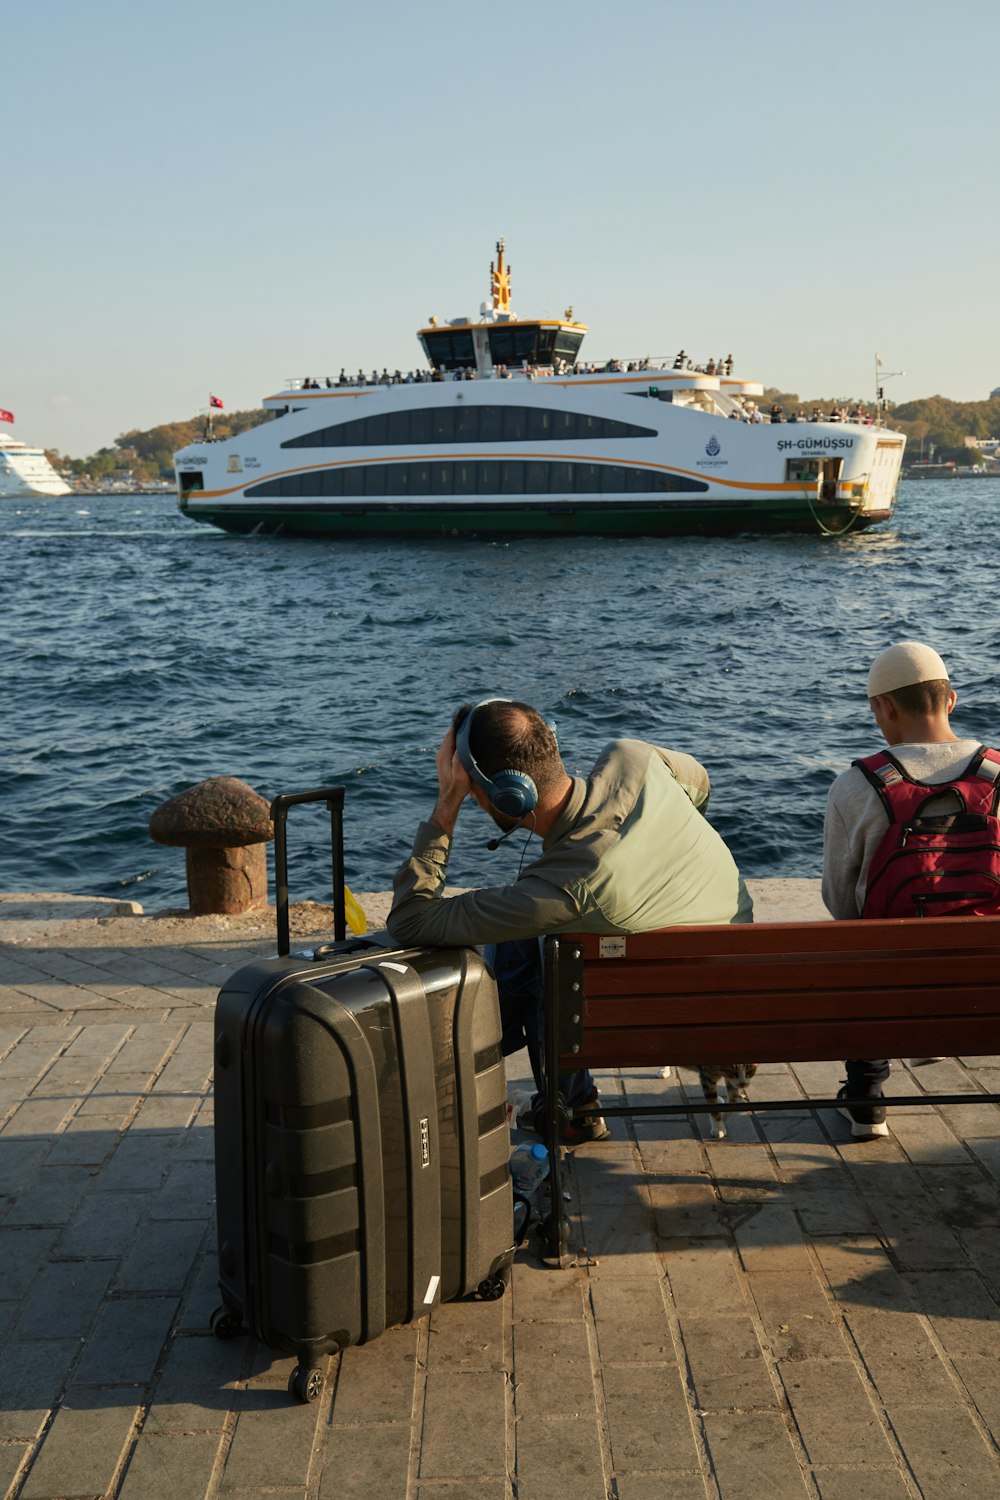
836;1083;889;1139
532;1087;610;1144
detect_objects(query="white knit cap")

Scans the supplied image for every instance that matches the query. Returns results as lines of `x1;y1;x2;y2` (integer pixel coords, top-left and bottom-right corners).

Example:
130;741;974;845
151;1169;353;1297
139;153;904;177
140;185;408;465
867;641;950;698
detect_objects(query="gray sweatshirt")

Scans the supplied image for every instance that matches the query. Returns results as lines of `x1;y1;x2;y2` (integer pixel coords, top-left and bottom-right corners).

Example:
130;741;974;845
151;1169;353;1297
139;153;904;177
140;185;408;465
388;738;753;947
822;739;983;919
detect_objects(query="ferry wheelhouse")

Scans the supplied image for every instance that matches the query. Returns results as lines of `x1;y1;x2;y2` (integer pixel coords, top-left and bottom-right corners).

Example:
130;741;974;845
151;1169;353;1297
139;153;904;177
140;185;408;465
175;243;904;537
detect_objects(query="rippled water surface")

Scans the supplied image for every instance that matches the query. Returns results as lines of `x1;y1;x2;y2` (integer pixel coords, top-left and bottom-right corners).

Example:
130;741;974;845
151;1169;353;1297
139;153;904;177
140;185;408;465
3;483;997;908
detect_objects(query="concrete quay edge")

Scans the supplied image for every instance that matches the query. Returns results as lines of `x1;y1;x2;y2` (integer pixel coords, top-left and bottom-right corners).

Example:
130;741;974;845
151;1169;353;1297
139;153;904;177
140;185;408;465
2;879;999;1499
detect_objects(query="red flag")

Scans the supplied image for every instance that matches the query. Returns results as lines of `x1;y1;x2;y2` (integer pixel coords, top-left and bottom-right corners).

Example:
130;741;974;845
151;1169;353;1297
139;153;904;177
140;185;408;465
209;394;224;410
0;409;13;424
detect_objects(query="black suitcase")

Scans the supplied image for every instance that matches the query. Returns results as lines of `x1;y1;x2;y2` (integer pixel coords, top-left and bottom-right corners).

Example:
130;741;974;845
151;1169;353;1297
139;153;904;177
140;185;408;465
211;787;515;1402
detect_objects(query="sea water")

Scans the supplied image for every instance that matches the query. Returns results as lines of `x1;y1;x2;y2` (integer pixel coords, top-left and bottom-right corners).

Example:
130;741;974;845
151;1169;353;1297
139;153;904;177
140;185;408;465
2;482;998;909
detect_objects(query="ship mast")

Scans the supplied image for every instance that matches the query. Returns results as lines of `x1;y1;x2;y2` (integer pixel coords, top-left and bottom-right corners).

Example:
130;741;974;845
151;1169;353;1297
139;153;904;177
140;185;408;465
489;239;512;315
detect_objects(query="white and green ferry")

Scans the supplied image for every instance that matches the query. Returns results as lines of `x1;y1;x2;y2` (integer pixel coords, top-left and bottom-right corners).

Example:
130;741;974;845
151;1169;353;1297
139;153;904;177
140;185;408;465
175;243;904;538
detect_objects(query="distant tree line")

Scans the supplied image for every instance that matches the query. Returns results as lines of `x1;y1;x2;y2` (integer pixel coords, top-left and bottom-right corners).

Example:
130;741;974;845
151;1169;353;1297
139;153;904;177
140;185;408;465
45;409;269;484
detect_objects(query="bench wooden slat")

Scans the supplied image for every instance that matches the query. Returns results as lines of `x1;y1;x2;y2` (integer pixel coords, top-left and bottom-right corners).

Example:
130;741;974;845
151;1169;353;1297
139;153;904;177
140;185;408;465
566;1016;1000;1068
579;952;1000;998
565;917;1000;961
575;986;1000;1028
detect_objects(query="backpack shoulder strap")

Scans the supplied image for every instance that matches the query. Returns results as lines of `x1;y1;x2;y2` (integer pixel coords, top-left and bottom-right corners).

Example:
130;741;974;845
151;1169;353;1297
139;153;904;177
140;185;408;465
965;746;1000;812
851;750;914;822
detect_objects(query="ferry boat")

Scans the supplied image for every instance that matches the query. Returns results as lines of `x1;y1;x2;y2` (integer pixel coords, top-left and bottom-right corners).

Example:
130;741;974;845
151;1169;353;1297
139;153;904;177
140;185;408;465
174;243;905;538
0;432;72;497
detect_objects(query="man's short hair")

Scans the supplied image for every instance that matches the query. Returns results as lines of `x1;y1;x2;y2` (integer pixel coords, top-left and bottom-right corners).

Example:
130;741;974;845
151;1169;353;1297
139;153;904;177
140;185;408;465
453;699;565;800
885;679;952;716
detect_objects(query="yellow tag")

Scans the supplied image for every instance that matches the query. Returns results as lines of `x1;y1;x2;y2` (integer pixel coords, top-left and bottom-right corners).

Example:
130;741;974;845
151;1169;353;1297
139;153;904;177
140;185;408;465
344;885;367;935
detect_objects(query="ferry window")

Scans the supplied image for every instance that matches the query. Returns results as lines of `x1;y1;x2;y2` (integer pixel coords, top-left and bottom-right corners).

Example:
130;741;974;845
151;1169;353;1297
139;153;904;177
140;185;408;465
432;408;456;442
411;463;431;495
535;329;558;364
488;329;515;362
525;461;549;493
430;463;453;495
512;329;537;362
179;471;204;493
501;461;525;494
478;460;500;493
383;411;407;444
553;331;584;366
454;407;479;442
575;464;600;494
478;407;503;442
362;413;388;445
526;409;552;441
341;467;364;497
409;409;433;445
501;408;526;442
453;463;475;495
422;329;475;369
365;465;387;496
785;458;821;482
548;461;573;495
452;332;475;364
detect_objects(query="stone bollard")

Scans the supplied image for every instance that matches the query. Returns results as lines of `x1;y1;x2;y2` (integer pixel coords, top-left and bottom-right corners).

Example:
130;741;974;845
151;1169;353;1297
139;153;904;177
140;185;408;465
149;777;274;915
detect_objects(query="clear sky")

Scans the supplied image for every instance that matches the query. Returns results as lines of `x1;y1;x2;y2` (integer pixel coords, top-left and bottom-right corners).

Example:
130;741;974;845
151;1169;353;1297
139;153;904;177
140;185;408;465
7;0;999;456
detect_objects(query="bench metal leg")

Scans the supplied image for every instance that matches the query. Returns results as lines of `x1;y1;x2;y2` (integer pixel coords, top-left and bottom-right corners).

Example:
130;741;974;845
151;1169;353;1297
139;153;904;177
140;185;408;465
542;937;572;1264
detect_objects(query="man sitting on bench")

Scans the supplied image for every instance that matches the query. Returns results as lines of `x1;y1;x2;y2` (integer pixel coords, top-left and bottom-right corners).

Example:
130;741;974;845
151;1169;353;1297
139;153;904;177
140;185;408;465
387;697;752;1141
823;640;1000;1138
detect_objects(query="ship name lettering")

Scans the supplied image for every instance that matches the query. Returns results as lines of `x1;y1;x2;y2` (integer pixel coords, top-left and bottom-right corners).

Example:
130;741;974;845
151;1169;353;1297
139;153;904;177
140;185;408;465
776;438;855;452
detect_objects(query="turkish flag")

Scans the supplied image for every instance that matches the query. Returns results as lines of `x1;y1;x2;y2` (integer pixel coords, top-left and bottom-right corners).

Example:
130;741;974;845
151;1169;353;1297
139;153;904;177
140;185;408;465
0;409;13;424
209;395;224;409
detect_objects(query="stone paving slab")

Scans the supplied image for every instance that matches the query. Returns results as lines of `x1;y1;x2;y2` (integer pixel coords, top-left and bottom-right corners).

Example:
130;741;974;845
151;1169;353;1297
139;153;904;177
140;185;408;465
1;882;999;1497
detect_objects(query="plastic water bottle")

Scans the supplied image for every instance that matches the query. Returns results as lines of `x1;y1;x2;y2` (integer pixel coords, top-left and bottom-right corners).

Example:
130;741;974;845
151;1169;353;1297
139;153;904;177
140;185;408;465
509;1141;550;1196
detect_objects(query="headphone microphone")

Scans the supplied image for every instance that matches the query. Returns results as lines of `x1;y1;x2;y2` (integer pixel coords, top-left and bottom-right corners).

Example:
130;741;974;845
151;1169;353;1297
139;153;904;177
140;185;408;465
485;825;519;852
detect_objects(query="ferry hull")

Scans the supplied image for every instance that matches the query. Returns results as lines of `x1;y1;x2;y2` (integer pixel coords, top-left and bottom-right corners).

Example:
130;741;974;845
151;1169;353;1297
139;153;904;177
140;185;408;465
181;495;891;538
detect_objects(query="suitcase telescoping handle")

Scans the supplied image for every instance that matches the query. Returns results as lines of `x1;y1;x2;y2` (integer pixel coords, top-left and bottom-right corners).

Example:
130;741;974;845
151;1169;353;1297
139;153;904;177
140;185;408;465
269;787;347;957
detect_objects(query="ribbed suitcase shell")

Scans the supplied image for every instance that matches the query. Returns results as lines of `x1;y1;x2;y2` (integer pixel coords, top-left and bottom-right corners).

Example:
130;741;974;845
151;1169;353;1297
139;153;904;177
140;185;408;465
214;935;513;1366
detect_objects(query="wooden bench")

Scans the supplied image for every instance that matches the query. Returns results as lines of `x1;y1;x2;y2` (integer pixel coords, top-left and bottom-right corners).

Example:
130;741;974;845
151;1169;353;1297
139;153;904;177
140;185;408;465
538;915;1000;1259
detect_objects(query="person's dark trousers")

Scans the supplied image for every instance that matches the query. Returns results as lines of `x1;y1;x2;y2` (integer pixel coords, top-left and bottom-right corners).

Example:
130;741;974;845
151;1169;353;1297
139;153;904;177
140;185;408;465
845;1059;891;1094
485;937;595;1111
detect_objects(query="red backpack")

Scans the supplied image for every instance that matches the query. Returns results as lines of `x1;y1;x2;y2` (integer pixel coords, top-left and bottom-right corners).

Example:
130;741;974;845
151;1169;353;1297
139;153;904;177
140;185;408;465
856;746;1000;918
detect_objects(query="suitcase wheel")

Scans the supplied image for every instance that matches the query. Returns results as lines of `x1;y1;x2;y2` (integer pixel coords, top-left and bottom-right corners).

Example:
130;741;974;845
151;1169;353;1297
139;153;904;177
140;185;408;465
476;1273;508;1302
210;1306;244;1341
288;1364;324;1403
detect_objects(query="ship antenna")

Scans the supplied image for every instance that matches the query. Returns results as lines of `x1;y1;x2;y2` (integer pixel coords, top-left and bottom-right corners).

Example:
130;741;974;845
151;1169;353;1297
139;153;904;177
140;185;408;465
490;237;511;314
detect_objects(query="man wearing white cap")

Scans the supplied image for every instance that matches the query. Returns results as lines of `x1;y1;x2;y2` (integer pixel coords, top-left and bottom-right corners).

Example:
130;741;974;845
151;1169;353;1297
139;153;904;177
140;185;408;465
823;641;988;1137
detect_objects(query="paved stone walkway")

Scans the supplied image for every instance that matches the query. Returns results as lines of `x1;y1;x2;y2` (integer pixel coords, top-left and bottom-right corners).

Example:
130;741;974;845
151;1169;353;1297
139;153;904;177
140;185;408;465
1;885;999;1499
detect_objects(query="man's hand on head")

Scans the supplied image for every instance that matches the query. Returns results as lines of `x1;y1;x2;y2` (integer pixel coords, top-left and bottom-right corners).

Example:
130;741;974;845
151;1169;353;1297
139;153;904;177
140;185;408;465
431;726;474;835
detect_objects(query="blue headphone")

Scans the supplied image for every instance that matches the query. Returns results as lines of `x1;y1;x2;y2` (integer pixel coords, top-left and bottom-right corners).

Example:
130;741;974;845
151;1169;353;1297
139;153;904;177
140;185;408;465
455;697;548;820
